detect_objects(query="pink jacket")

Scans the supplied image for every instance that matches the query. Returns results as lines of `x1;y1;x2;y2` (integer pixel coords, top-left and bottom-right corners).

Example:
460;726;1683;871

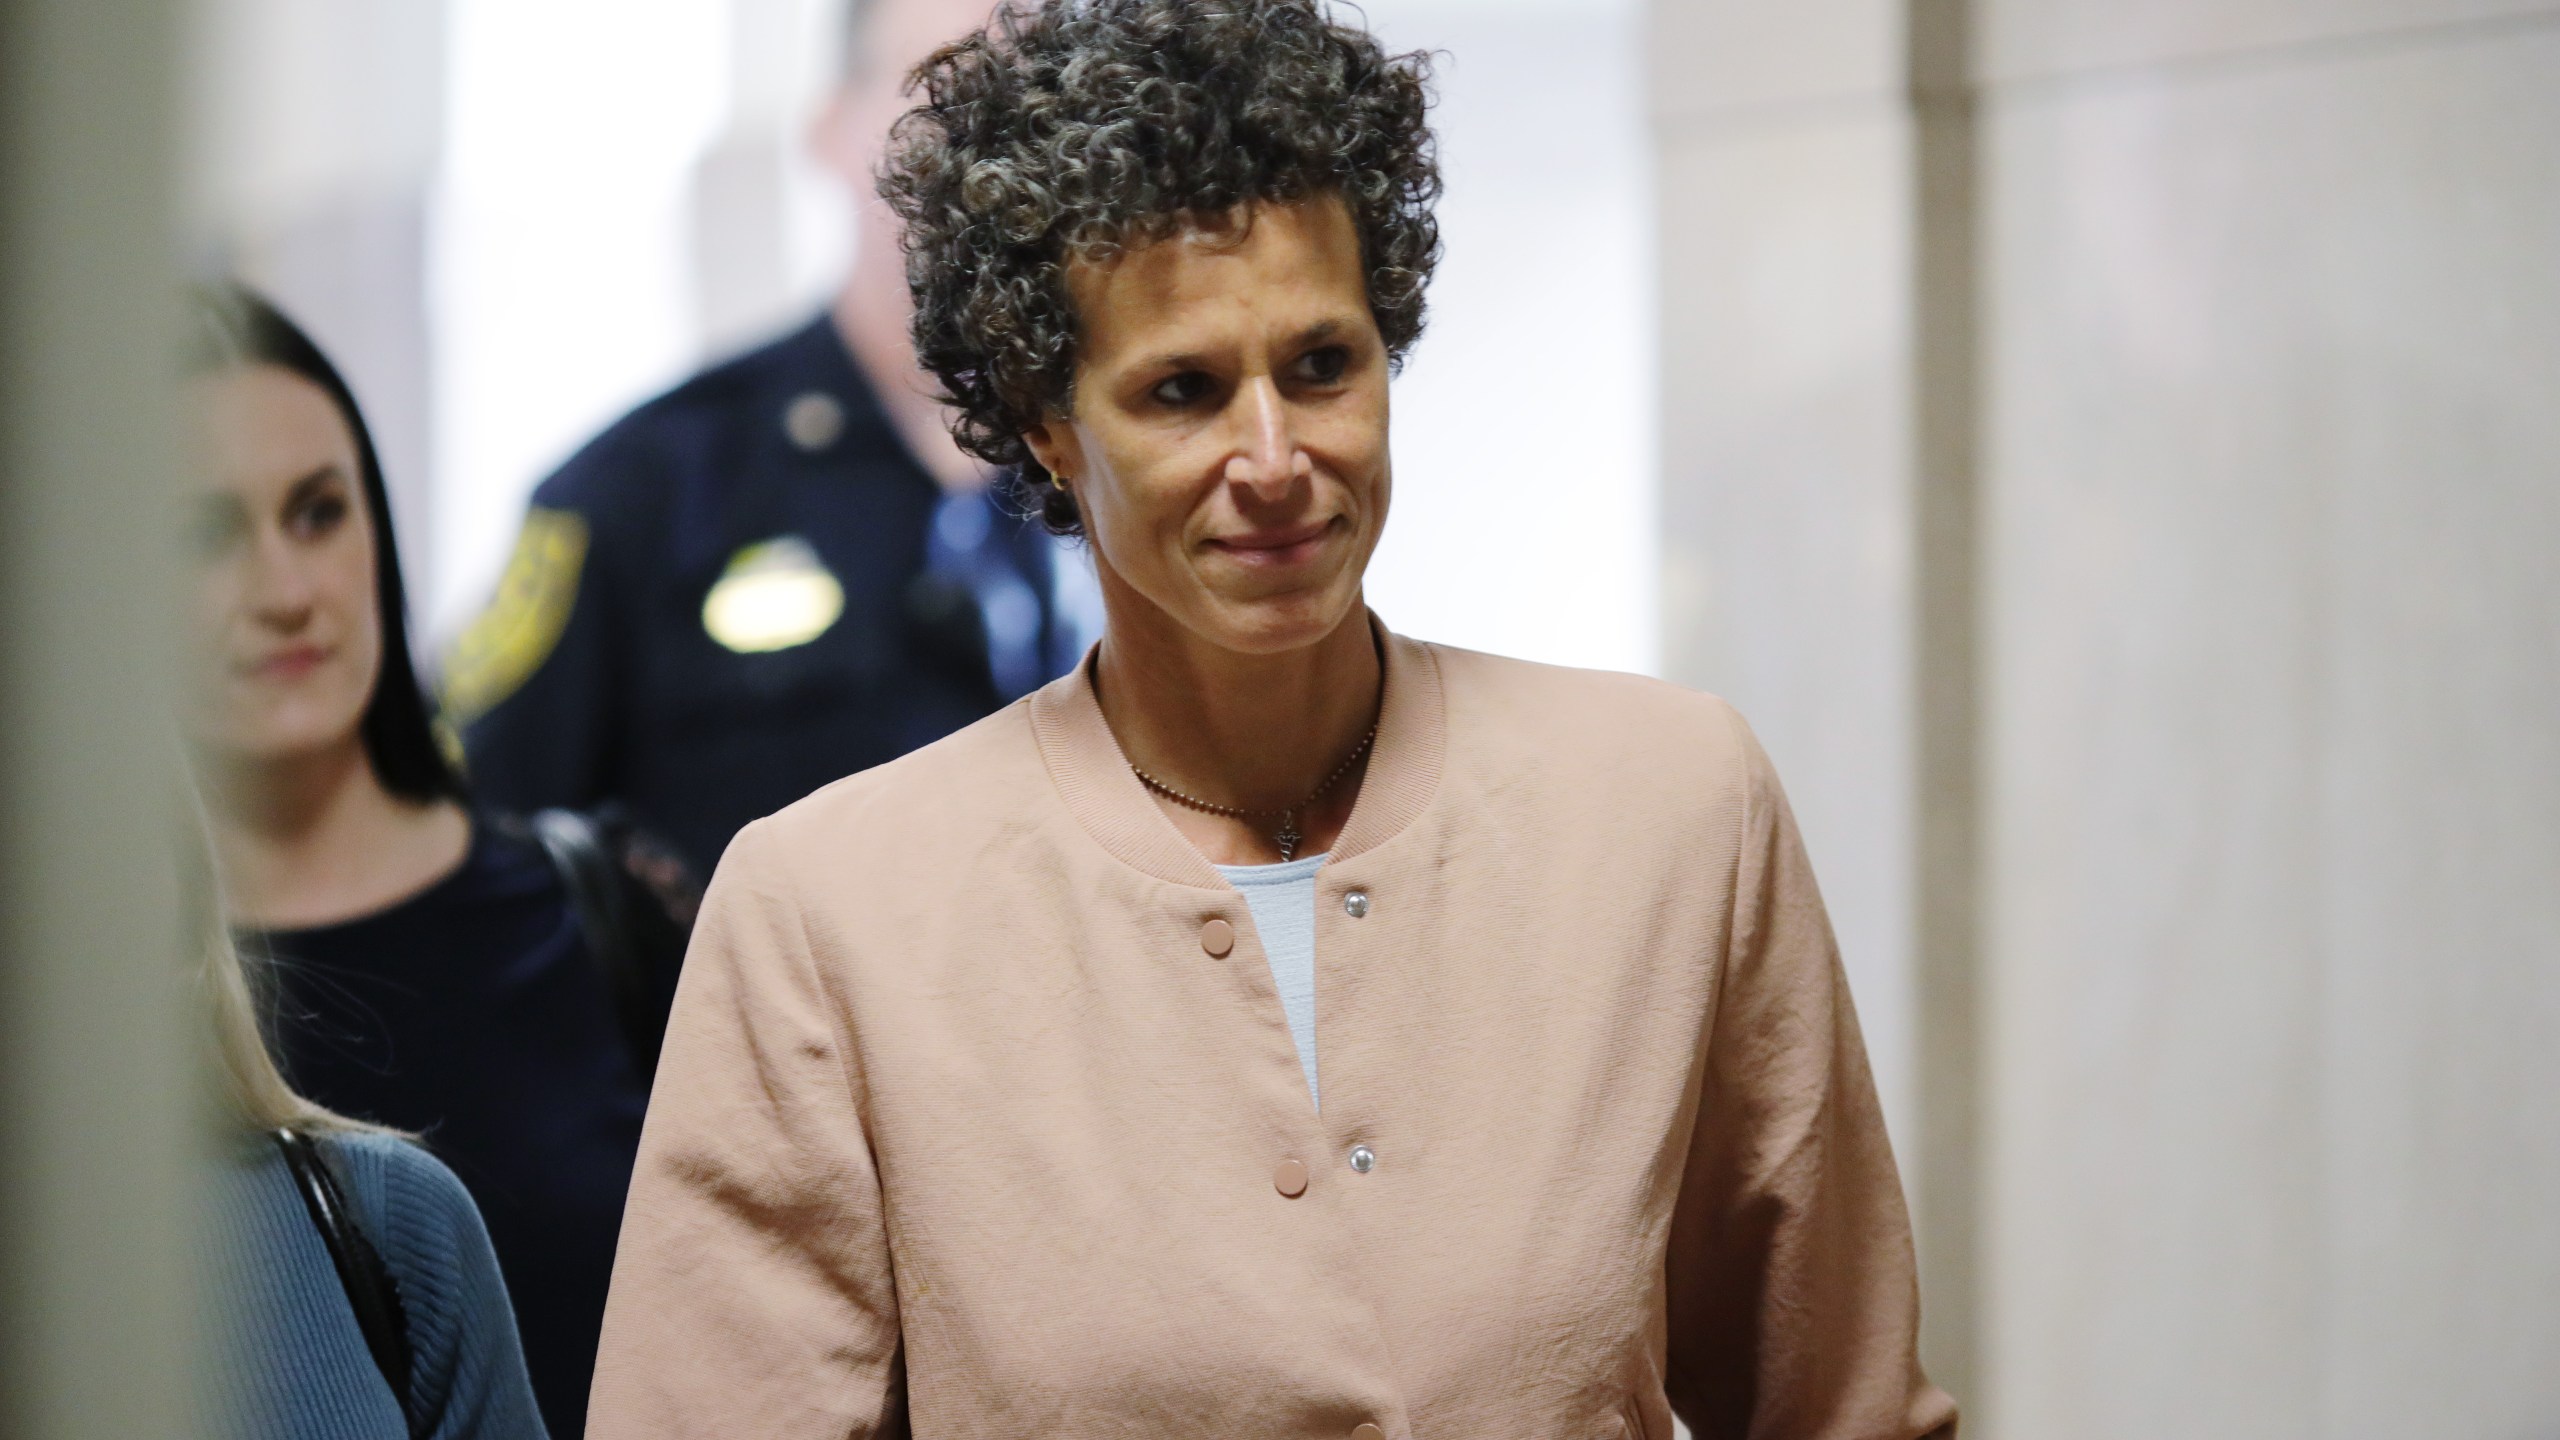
589;628;1956;1439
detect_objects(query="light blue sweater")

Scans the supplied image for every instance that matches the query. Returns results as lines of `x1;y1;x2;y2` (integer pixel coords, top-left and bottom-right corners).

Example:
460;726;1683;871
207;1129;549;1440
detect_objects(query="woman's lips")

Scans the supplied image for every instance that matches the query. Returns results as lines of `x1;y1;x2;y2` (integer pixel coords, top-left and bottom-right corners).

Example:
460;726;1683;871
1208;519;1334;568
244;644;331;681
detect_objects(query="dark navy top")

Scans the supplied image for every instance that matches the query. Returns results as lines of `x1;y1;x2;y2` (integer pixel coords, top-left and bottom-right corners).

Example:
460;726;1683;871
208;1129;547;1440
254;823;663;1440
447;313;1093;880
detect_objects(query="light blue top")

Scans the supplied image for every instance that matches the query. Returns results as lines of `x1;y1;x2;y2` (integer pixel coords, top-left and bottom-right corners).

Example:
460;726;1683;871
207;1129;550;1440
1215;853;1328;1109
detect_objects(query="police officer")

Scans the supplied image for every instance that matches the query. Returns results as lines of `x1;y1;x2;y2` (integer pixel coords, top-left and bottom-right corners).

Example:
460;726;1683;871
444;0;1094;880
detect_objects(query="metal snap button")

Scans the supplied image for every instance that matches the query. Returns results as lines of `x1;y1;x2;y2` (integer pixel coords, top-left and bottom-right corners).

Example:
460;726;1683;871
1348;1144;1376;1174
1343;889;1370;918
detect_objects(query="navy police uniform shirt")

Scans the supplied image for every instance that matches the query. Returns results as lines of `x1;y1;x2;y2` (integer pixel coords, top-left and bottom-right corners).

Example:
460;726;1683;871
446;314;1094;879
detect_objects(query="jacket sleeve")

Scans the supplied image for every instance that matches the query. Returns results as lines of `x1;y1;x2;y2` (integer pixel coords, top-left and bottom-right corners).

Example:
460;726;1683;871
1663;711;1959;1440
586;819;907;1438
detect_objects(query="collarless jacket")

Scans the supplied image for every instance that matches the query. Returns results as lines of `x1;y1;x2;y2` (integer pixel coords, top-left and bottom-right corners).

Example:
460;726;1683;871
590;625;1957;1440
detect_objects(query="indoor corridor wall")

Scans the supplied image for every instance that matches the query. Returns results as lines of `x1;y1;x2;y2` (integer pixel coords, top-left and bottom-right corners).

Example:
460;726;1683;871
1649;1;2560;1435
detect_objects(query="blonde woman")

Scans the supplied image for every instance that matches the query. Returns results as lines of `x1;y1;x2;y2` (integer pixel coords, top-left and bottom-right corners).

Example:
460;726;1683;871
200;878;545;1438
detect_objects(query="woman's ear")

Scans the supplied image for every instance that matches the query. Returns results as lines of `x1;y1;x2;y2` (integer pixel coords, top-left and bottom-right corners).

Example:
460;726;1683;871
1022;419;1084;484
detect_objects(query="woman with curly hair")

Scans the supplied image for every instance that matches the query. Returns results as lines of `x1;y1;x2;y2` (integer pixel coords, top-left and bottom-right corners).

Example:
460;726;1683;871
592;2;1956;1436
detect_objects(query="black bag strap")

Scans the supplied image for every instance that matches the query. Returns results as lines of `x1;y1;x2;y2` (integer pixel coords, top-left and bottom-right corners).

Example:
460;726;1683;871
271;1128;416;1432
525;807;668;1080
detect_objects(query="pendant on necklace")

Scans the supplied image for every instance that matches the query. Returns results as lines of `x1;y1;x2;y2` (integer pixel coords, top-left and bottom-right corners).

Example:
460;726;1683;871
1274;811;1303;863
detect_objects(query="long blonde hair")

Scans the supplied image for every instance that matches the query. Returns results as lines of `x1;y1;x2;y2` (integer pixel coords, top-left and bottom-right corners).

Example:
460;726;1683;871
187;792;392;1136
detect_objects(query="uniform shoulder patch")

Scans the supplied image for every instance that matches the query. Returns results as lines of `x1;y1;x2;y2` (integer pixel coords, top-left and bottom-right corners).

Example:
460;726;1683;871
441;507;590;724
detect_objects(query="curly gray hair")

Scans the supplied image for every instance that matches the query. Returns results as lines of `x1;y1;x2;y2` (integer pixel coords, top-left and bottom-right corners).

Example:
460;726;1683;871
880;0;1442;534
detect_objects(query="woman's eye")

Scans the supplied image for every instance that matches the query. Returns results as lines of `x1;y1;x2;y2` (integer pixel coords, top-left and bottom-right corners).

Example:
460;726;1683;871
287;490;350;540
1294;346;1351;385
1149;371;1214;408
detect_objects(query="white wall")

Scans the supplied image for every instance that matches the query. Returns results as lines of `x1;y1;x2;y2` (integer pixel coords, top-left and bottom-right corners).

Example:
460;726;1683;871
1361;0;1660;676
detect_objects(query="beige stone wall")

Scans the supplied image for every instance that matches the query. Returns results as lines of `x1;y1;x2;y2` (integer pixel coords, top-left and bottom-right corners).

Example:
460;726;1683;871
1978;7;2560;1435
1652;0;2560;1433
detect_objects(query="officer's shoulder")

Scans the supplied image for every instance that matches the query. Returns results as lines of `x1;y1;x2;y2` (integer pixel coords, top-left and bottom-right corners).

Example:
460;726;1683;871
529;322;825;513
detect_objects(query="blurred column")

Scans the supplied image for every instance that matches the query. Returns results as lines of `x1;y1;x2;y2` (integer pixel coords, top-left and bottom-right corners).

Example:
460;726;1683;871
1906;0;1984;1416
0;0;195;1435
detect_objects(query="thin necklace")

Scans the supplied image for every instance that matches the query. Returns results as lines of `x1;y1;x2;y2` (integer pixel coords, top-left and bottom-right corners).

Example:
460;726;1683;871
1131;725;1378;863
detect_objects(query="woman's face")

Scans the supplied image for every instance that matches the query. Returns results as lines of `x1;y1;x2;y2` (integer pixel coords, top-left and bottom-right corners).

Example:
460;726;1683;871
183;364;384;767
1027;194;1392;657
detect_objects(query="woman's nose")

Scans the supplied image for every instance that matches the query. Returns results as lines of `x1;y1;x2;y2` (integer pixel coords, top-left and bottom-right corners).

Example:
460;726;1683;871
1223;377;1309;496
242;535;319;626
